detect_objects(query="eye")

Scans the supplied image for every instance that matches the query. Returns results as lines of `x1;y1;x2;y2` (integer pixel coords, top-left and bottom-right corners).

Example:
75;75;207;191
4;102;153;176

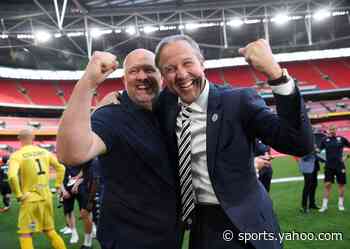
164;67;175;74
145;68;156;74
184;60;193;66
129;69;137;74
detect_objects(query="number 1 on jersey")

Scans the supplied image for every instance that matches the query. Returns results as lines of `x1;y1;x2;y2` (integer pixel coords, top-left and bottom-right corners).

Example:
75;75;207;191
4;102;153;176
35;158;46;175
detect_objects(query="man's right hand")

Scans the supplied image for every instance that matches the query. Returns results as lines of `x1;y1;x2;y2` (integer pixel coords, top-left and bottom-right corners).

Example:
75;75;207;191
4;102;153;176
62;189;71;199
17;192;30;203
81;51;118;89
254;156;272;171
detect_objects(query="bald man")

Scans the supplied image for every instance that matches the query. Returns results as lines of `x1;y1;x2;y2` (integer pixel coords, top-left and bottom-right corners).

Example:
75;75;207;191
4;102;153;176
8;129;66;249
57;50;181;249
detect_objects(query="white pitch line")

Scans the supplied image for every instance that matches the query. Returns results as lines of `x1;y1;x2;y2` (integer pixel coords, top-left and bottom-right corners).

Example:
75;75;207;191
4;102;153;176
271;174;325;184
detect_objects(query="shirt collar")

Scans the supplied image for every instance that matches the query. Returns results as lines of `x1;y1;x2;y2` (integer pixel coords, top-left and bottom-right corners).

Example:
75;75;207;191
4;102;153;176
121;91;153;114
178;78;209;112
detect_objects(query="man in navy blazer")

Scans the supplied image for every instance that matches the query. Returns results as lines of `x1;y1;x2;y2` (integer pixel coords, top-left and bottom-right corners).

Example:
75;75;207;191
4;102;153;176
57;49;180;249
155;35;313;249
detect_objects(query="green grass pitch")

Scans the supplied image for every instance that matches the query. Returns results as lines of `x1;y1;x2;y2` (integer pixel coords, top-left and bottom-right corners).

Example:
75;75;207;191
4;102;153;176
0;156;349;249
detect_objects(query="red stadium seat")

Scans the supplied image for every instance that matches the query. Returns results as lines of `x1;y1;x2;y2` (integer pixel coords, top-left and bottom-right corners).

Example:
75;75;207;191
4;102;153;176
20;80;64;106
0;79;31;104
222;66;257;87
312;59;350;89
0;57;349;107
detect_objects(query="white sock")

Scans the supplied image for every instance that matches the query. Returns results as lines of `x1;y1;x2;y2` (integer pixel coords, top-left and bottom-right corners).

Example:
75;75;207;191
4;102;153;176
84;233;92;246
322;198;328;208
339;197;344;206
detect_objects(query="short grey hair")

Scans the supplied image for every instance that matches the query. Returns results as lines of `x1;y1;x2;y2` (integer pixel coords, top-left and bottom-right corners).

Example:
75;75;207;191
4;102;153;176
154;34;204;69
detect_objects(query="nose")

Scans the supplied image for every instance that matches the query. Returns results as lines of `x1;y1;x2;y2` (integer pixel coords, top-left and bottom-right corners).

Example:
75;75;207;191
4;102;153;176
136;70;148;81
176;66;188;80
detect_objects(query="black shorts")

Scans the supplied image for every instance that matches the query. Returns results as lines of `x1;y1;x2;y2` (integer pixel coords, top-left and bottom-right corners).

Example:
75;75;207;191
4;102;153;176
63;185;88;214
324;168;346;184
0;182;11;195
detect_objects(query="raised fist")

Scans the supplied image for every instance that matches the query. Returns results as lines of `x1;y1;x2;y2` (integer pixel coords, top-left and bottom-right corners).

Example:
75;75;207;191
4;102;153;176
239;39;282;80
81;51;118;89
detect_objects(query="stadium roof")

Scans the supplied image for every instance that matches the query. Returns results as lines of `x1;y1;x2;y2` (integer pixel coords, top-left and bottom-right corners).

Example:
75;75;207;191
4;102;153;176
0;0;349;70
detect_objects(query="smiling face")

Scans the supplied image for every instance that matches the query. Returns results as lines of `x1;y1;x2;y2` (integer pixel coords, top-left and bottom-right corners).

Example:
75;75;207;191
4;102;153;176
124;49;162;110
158;40;206;104
329;126;337;137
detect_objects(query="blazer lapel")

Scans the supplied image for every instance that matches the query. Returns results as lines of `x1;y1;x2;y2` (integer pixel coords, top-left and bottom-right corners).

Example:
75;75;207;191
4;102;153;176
166;93;181;176
206;83;222;176
157;89;180;185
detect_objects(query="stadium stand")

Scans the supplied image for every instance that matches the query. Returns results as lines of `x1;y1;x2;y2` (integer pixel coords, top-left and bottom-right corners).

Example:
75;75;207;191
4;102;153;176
20;80;64;106
1;57;349;107
57;80;75;103
0;116;59;134
95;78;124;101
280;61;337;89
313;58;350;89
222;66;257;87
205;68;224;84
0;79;31;104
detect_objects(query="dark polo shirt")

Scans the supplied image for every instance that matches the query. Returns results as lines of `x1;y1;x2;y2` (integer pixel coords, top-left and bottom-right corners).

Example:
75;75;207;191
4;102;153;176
91;91;180;249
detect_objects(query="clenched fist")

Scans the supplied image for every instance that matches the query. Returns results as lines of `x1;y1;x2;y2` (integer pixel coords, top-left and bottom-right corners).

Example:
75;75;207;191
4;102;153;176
81;51;118;89
239;39;282;80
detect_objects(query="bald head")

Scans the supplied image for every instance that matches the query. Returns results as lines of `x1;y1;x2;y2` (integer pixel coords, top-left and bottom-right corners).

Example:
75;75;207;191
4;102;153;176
123;49;156;72
329;125;337;136
18;129;34;145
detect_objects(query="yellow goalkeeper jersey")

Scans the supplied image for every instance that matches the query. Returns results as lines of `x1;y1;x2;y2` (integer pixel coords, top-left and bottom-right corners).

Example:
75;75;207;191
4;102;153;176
8;145;65;202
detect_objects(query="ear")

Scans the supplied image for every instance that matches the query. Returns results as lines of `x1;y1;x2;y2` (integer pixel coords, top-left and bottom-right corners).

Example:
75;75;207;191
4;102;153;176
199;55;205;70
200;61;205;71
122;75;127;88
159;76;164;88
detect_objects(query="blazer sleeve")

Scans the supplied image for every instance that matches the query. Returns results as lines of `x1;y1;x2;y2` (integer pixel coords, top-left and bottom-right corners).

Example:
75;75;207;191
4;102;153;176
241;87;313;156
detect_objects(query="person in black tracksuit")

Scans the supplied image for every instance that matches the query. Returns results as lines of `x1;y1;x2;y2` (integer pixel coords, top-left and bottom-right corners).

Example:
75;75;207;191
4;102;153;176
319;126;350;212
85;158;104;228
0;155;11;211
61;163;94;248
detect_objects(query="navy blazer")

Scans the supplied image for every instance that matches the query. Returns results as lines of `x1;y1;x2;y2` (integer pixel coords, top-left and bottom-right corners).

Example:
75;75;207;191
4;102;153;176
156;83;313;249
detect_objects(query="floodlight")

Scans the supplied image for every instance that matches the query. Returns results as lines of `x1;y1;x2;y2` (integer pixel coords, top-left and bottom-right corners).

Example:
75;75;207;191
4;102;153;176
313;9;331;21
91;28;102;38
143;26;159;34
244;19;261;24
272;13;290;25
160;25;176;31
67;32;84;37
227;18;244;27
34;31;52;43
185;23;200;30
126;26;136;35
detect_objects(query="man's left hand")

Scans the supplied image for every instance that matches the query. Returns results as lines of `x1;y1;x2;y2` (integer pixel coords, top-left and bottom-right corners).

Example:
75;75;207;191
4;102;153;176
71;179;83;194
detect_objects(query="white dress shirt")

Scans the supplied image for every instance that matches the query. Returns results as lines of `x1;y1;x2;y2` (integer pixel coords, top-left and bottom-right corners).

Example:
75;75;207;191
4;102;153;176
176;78;295;204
